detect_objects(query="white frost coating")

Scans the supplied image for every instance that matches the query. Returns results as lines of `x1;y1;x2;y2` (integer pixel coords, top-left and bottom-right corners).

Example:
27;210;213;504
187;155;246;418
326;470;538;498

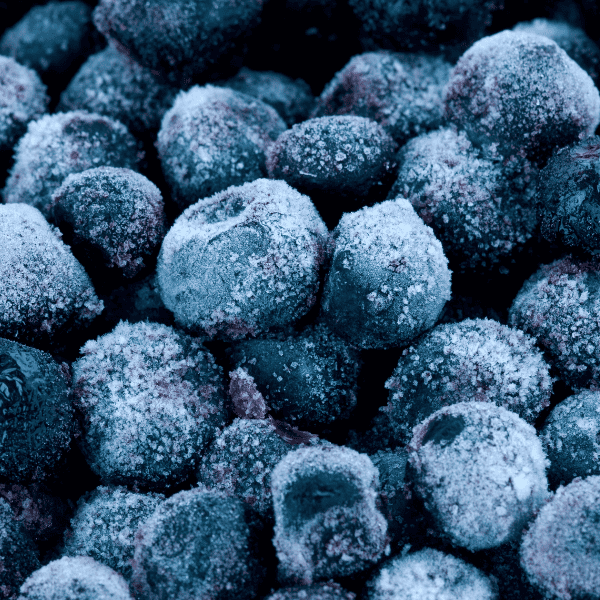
366;548;497;600
0;55;47;150
157;178;330;339
408;402;549;552
521;476;600;600
73;321;225;488
271;445;388;584
321;197;451;349
0;203;103;346
18;556;133;600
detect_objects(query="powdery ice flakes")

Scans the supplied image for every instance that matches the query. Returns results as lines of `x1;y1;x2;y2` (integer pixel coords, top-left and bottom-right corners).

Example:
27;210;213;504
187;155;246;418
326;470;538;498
72;321;226;489
157;178;330;339
443;30;600;164
321;197;451;349
156;85;286;211
49;167;167;280
313;51;451;146
271;445;388;584
3;110;141;217
378;318;552;446
520;476;600;600
131;487;267;600
0;56;47;158
365;547;498;600
407;402;549;551
390;127;539;273
0;204;103;348
509;255;600;390
62;486;164;581
264;583;356;600
17;556;133;600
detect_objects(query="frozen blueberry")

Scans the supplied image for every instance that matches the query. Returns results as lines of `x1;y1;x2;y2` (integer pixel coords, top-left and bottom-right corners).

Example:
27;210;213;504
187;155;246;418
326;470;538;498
541;391;600;486
264;583;355;600
520;476;600;600
321;198;451;350
443;31;600;164
3;111;141;218
157;179;330;340
228;324;360;428
266;115;397;214
0;204;103;349
509;256;600;390
0;483;69;547
93;0;262;86
271;445;388;584
349;0;498;56
389;127;539;273
0;2;99;86
0;56;47;166
312;51;451;146
58;46;178;137
366;548;498;600
18;556;133;600
62;486;164;581
131;488;267;600
49;167;167;280
537;136;600;253
197;418;298;520
513;18;600;87
72;321;226;490
0;337;73;484
408;402;549;551
218;68;314;127
0;497;40;599
157;85;286;212
377;318;552;446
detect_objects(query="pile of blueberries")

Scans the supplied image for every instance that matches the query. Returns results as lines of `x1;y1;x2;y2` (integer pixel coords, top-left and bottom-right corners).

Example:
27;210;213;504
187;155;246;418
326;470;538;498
2;0;600;598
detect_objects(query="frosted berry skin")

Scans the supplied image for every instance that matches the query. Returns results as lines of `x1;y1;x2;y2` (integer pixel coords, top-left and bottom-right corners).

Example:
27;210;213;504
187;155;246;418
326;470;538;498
218;68;314;127
366;548;498;600
131;488;267;600
49;167;167;280
537;137;600;253
228;324;360;428
0;204;103;349
509;256;600;391
513;19;600;88
197;418;293;520
18;556;133;600
0;56;47;160
407;402;549;552
0;2;99;82
93;0;263;87
541;391;600;486
157;85;287;212
266;115;397;200
389;127;539;274
271;445;388;584
157;179;330;340
3;111;141;218
0;497;40;599
264;583;355;600
72;321;226;490
348;0;497;56
520;476;600;600
58;46;178;137
0;338;73;484
312;52;451;146
62;486;164;582
378;318;552;446
321;198;451;350
443;31;600;164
